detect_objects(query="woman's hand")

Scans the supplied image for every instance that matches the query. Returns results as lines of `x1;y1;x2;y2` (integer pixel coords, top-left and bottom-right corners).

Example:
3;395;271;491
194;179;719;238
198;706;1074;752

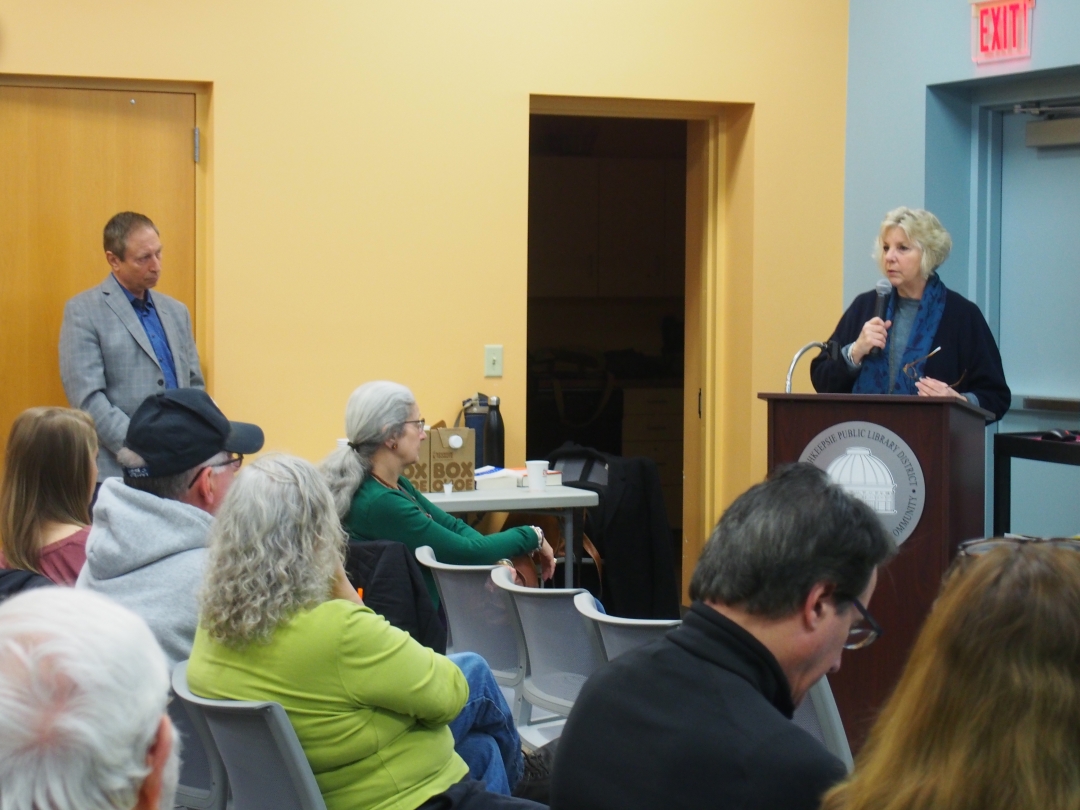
533;528;557;582
332;562;365;605
915;377;964;400
851;318;892;365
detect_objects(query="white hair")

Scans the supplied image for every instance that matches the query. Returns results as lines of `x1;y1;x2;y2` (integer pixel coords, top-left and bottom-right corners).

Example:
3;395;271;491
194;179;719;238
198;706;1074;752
320;381;416;518
0;588;170;810
200;454;347;646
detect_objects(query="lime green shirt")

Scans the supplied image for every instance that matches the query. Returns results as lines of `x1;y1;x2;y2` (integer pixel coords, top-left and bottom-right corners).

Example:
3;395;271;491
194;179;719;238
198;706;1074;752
187;599;469;810
345;475;537;606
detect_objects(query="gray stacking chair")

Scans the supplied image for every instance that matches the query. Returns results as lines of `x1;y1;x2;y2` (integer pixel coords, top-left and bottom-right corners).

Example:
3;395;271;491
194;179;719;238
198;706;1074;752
414;546;527;720
572;591;681;661
171;661;327;810
491;565;606;717
792;676;854;772
168;686;228;810
414;546;563;749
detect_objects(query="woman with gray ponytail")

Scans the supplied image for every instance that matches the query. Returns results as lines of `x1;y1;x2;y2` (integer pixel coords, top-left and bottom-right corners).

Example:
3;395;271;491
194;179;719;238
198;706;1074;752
322;381;555;608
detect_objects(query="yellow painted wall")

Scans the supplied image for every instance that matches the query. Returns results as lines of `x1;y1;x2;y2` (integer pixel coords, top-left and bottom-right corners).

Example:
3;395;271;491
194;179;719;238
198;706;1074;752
0;0;847;528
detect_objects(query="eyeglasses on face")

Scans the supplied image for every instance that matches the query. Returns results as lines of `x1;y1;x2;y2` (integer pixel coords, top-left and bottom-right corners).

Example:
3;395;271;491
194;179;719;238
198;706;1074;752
958;536;1080;557
844;597;882;650
402;417;425;431
186;454;244;490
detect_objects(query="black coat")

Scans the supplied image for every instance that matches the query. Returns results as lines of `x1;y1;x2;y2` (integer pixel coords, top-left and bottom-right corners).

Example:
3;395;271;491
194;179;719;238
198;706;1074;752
552;444;680;619
810;286;1011;421
550;603;846;810
344;540;447;654
0;568;53;603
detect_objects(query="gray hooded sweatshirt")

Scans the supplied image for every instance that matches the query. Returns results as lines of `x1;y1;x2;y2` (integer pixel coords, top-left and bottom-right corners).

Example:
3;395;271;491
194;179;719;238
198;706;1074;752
77;477;213;669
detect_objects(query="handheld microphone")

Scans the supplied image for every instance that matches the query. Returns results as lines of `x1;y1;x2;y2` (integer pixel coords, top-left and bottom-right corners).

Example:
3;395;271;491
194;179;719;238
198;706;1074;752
868;278;892;359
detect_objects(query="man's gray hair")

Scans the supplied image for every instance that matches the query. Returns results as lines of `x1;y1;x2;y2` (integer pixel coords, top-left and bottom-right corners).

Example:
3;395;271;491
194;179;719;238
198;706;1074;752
0;588;171;810
690;463;896;617
320;381;416;518
200;454;347;646
119;448;230;500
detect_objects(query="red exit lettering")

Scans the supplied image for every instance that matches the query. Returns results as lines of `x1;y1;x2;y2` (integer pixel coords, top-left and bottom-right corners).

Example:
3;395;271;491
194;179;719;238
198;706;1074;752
973;0;1033;64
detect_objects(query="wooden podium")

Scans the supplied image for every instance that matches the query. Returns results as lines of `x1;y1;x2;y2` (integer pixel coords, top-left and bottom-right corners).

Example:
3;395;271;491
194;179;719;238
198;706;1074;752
759;393;990;751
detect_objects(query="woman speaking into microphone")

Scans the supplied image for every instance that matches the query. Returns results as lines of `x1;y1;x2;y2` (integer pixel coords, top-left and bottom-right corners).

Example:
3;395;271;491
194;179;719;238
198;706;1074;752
811;207;1010;421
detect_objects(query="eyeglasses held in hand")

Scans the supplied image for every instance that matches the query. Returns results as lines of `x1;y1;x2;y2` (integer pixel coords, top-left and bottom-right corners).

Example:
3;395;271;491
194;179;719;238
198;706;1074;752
901;346;967;389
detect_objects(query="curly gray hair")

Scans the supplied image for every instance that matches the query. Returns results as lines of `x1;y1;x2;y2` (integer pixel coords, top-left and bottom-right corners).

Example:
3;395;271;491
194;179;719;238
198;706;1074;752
199;454;346;647
872;206;952;279
320;381;416;518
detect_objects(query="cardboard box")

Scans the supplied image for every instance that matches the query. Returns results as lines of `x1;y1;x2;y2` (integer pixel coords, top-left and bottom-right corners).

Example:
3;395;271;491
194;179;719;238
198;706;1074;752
402;436;431;492
428;427;476;492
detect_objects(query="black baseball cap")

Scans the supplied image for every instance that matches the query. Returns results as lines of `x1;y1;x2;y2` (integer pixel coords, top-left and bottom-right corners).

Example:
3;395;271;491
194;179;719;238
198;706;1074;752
123;389;264;478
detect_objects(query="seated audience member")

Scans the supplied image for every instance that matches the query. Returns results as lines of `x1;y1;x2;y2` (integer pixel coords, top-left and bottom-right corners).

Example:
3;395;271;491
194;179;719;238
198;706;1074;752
321;380;555;608
0;588;180;810
822;539;1080;810
0;406;98;584
188;454;545;810
550;463;896;810
77;388;263;667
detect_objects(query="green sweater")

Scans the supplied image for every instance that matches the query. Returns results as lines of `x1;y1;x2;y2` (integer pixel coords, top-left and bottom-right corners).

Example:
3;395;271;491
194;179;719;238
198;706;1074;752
187;600;469;810
345;475;537;606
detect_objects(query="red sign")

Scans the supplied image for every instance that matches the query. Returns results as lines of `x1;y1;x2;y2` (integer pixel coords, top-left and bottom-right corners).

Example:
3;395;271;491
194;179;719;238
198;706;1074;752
971;0;1034;64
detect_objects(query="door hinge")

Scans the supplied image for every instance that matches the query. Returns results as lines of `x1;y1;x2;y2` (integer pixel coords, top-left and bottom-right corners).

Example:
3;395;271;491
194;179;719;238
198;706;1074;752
193;127;200;164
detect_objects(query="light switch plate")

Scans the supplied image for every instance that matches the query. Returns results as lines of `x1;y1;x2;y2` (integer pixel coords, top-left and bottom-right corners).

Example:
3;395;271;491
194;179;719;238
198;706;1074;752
484;345;503;377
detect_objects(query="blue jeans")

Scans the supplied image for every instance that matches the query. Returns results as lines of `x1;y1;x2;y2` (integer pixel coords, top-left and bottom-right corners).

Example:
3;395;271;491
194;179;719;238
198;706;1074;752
447;652;523;796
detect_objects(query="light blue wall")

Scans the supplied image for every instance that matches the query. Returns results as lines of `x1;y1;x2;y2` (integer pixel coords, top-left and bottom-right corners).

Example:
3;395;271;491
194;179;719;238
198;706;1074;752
844;0;1080;303
845;0;1080;535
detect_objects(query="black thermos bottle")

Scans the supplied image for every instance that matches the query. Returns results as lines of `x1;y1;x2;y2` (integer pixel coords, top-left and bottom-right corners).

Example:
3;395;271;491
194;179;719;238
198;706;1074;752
484;395;505;468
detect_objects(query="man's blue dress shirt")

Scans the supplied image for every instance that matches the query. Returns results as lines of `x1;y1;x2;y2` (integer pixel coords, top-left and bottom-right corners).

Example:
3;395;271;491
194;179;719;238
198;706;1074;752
117;281;179;389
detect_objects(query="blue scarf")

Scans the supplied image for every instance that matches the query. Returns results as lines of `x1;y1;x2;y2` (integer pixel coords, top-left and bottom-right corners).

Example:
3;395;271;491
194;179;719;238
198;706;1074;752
853;274;947;395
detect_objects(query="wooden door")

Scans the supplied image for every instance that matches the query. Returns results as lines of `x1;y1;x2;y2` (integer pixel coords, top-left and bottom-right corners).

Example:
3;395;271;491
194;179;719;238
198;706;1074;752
0;86;196;460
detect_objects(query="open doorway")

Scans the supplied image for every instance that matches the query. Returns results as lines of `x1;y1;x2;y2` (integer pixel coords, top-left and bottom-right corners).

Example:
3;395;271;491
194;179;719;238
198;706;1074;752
525;114;687;593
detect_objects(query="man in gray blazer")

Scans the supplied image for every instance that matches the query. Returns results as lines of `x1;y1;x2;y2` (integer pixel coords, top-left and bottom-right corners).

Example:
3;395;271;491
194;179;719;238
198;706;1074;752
60;212;204;481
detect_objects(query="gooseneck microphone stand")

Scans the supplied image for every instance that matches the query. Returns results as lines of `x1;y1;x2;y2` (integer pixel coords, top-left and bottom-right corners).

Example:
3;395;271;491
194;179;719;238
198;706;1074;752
785;341;840;393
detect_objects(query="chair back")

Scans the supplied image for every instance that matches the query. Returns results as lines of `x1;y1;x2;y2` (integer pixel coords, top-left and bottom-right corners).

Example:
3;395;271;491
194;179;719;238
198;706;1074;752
172;661;328;810
792;676;854;772
168;686;228;810
414;546;525;682
572;591;680;661
491;566;606;716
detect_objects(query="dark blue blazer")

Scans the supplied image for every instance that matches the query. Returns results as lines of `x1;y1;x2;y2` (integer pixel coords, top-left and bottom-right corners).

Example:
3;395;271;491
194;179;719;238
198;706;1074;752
810;286;1011;421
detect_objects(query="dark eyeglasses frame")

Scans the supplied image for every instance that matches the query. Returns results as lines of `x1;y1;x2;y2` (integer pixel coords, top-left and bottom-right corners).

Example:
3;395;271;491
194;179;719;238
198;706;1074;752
402;417;426;431
958;536;1080;557
187;454;244;490
844;597;882;650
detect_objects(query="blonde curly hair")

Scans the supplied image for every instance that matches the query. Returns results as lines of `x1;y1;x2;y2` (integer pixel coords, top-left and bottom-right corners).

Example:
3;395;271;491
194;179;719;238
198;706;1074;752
872;206;952;279
200;454;346;647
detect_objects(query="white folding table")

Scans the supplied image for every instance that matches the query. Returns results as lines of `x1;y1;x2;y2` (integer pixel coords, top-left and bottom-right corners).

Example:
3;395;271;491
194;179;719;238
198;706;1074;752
425;485;599;588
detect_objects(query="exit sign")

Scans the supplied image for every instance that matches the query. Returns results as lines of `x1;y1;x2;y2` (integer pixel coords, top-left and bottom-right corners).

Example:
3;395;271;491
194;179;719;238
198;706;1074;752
971;0;1035;64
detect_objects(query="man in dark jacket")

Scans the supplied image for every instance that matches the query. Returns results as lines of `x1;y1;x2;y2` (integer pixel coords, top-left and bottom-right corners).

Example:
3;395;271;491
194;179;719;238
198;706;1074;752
550;463;896;810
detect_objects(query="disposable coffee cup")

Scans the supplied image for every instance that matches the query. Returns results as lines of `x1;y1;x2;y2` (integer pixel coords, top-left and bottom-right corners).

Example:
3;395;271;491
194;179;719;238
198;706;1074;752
525;460;549;492
443;482;453;494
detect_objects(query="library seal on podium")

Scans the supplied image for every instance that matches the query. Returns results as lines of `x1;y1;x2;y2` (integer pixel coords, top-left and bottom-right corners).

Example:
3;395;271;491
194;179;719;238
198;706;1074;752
798;420;925;546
